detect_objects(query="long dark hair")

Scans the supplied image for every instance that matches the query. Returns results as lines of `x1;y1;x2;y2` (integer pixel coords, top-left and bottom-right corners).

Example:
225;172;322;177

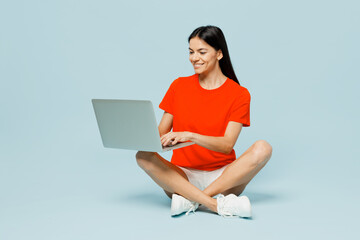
188;25;240;85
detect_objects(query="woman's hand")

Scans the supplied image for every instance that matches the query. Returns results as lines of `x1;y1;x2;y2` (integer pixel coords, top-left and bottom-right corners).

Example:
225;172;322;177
160;131;193;146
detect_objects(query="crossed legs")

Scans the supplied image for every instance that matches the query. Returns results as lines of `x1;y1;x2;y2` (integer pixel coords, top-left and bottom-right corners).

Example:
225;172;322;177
135;140;272;213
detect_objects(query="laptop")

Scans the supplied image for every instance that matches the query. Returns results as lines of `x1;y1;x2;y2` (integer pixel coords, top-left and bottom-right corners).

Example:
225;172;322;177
91;99;195;152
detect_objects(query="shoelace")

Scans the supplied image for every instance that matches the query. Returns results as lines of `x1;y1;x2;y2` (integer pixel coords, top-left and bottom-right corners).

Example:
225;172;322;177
185;201;200;216
185;204;197;215
217;194;237;218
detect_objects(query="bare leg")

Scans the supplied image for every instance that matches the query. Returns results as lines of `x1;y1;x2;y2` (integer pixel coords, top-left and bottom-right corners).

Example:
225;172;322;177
203;140;273;197
136;151;218;212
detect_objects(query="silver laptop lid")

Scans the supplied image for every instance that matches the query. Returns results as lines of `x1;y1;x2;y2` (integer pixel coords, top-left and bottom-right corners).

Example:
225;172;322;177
92;99;164;152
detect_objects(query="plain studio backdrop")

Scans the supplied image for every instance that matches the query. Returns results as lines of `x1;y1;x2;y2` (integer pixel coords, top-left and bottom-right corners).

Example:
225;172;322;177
0;0;359;239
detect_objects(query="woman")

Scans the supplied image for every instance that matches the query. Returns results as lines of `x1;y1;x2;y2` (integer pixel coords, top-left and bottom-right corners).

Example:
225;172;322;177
136;25;272;217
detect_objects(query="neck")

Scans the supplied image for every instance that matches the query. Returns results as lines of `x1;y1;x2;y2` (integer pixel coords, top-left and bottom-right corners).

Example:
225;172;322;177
198;68;227;89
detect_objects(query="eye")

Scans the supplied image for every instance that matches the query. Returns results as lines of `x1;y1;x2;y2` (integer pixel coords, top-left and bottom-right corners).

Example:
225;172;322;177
200;52;206;55
189;52;194;54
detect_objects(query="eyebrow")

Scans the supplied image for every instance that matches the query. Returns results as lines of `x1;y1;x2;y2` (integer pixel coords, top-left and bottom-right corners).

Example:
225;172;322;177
189;48;208;51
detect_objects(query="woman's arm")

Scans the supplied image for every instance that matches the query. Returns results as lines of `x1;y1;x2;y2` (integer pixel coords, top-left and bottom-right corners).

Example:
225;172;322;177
190;121;243;154
161;121;243;154
158;112;173;137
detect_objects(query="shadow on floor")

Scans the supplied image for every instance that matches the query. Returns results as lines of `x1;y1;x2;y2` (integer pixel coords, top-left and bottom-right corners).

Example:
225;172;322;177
114;191;170;208
243;190;285;203
113;189;284;209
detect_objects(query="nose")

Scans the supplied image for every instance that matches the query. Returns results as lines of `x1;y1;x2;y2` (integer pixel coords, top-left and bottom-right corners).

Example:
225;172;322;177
190;52;200;62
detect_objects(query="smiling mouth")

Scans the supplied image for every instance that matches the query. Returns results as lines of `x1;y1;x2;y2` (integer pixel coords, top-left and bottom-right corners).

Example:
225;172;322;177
194;63;204;67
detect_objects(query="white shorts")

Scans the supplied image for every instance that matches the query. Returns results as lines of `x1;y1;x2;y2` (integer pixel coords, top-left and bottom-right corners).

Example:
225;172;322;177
177;165;228;191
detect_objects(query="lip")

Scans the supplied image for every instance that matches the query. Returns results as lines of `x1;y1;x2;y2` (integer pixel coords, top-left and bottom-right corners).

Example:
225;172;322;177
193;63;204;68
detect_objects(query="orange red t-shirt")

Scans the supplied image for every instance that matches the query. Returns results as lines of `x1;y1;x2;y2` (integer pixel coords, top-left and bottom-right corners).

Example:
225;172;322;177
159;74;251;171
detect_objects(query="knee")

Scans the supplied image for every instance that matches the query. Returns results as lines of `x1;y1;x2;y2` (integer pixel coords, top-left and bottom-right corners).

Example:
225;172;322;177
251;140;272;165
135;151;156;171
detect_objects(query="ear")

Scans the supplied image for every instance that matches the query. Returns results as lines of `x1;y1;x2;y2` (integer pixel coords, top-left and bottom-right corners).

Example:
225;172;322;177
217;50;223;60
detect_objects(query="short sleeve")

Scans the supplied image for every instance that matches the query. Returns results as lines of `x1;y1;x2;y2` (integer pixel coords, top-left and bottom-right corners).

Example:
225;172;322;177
228;89;251;127
159;79;177;114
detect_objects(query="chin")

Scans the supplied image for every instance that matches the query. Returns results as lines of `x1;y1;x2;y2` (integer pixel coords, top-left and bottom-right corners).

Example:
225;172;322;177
194;69;204;74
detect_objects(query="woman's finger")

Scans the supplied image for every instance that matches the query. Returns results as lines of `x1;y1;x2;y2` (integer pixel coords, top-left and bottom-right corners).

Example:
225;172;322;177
161;132;169;141
161;133;170;144
161;132;180;146
164;136;172;146
165;140;173;146
163;137;171;146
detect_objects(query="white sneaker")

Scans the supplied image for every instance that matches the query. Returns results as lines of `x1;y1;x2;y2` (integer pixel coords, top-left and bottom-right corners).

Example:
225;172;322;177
216;194;252;218
171;194;199;216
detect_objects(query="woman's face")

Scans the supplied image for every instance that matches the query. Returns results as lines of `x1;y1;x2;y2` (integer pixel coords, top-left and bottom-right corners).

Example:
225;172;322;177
189;37;222;75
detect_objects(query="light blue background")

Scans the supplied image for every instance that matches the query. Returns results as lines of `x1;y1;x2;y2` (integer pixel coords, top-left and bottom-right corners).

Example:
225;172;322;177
1;0;359;239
